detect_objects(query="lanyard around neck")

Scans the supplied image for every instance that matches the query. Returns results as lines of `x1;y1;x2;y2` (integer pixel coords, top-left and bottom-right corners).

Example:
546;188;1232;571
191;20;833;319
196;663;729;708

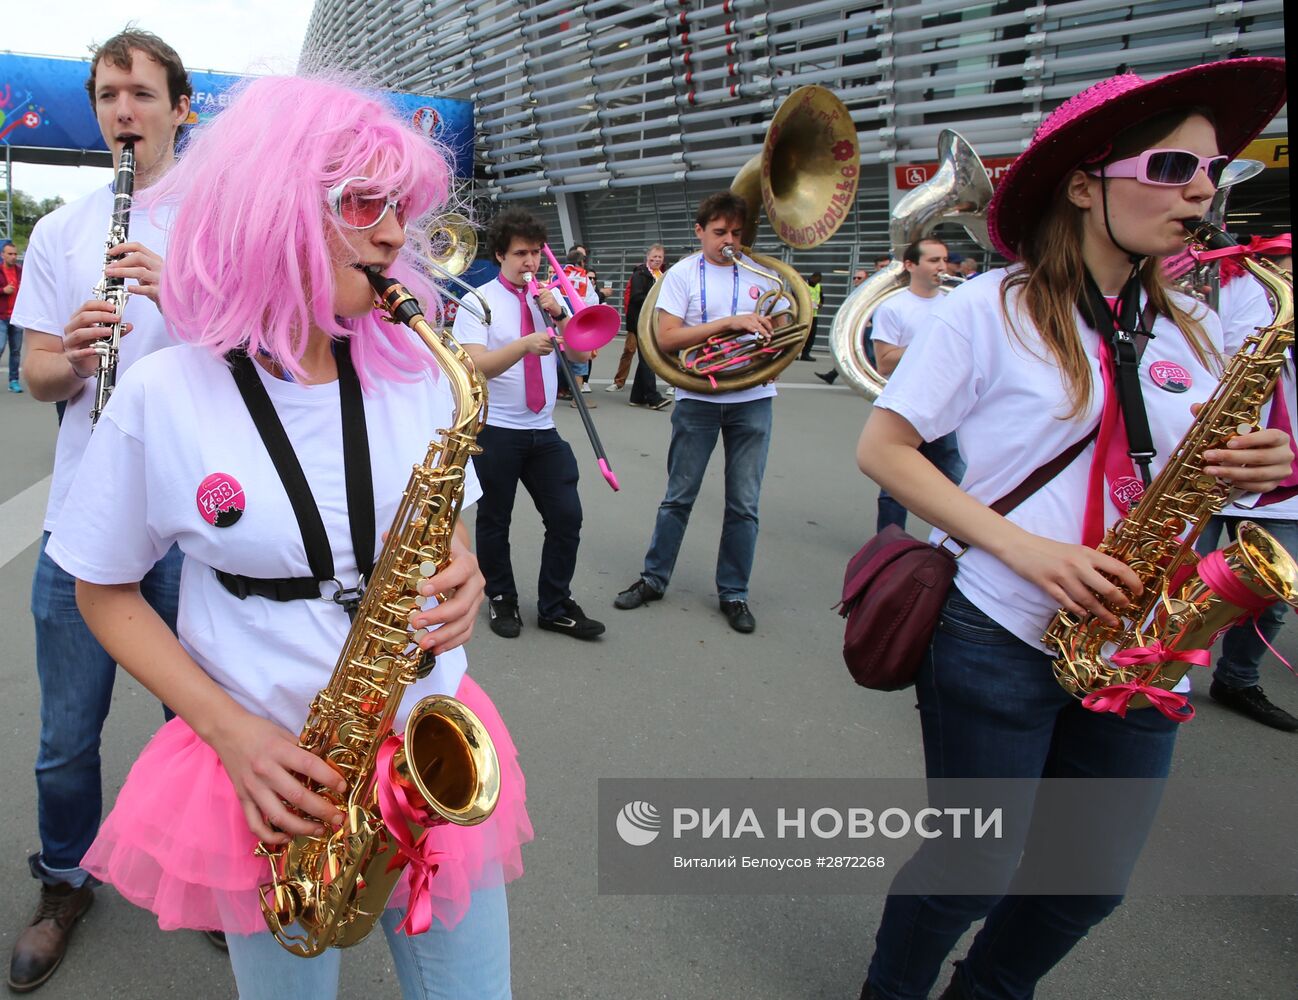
699;254;739;324
1079;271;1158;486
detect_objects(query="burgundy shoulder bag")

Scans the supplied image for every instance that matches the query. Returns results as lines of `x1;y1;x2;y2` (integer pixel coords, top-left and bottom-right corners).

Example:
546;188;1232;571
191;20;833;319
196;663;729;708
838;431;1096;690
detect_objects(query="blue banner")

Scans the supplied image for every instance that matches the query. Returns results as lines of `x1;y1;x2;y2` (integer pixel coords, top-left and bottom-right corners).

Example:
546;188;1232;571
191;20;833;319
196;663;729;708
0;54;474;177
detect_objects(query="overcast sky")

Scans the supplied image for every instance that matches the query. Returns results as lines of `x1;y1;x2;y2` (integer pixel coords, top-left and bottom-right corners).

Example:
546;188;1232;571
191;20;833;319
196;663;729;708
7;1;316;203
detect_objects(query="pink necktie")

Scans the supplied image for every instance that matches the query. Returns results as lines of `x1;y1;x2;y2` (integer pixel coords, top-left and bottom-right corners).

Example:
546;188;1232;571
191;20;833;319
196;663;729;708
500;276;546;413
1259;368;1298;500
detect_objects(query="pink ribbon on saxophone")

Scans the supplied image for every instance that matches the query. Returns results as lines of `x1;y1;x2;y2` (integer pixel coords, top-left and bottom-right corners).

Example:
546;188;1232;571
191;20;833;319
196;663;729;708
1198;550;1296;677
1074;644;1204;722
375;736;444;936
1081;642;1209;722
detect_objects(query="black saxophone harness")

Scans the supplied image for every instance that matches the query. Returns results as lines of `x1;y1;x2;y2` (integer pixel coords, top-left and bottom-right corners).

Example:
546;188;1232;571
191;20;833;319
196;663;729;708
214;340;375;620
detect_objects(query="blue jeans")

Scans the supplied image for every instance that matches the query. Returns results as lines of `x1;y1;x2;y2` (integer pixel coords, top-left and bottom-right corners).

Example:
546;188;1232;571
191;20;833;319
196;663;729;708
227;884;511;999
474;425;582;619
877;433;965;534
866;589;1180;1000
0;317;20;381
1194;515;1297;689
30;533;182;885
641;397;773;601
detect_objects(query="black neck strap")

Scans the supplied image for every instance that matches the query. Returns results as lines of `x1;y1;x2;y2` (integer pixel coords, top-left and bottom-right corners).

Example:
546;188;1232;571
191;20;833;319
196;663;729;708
1079;270;1159;487
216;340;374;614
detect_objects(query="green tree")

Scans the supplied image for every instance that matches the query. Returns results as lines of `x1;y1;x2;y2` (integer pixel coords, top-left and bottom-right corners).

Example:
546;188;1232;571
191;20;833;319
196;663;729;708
4;190;65;251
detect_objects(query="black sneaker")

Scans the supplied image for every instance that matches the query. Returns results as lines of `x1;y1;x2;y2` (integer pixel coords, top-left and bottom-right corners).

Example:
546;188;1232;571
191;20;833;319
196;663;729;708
649;396;672;411
538;599;606;640
488;595;522;639
720;599;756;633
614;579;663;610
815;370;837;385
1209;680;1298;732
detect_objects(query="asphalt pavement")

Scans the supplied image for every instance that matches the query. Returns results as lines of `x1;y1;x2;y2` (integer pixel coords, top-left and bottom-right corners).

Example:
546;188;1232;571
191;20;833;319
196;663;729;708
1;357;1294;999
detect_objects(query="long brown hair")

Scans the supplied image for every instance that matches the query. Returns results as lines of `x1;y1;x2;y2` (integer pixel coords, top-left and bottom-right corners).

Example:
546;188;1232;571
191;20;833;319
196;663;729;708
1000;109;1219;419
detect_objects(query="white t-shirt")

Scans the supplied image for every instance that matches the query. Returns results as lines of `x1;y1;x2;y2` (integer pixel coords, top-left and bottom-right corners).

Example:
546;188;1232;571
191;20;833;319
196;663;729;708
1217;275;1297;521
877;267;1225;652
870;286;942;348
656;251;782;405
46;344;482;735
453;277;559;431
12;184;175;531
1217;274;1272;356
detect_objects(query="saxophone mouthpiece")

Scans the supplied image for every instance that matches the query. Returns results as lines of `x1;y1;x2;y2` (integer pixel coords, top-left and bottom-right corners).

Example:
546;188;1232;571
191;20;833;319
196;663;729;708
1187;219;1237;252
364;265;395;294
365;267;422;325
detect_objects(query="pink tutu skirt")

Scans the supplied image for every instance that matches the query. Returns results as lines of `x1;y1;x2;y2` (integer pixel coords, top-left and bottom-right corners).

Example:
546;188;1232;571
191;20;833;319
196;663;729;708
82;675;532;935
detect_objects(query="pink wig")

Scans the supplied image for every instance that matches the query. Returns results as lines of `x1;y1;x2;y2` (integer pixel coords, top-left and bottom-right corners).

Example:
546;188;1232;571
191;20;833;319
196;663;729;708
151;75;453;387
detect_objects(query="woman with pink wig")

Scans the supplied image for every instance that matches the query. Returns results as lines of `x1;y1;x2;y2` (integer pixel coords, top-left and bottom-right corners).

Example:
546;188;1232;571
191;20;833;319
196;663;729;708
44;76;530;998
854;59;1291;999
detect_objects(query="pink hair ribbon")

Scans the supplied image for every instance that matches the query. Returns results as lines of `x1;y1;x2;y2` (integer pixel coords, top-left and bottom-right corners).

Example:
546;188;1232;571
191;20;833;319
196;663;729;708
376;736;444;936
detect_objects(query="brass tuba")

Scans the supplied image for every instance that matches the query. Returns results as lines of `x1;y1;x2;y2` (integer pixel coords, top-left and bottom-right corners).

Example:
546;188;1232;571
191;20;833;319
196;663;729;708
637;85;859;393
828;130;993;400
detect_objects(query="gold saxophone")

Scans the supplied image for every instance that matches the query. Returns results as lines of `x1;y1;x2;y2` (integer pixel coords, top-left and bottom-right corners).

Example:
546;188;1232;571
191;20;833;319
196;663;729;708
1046;221;1298;709
257;269;498;957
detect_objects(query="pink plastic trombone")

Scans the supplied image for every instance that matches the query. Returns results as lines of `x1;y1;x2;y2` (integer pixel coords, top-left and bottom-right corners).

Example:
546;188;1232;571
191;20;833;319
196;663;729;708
523;272;620;492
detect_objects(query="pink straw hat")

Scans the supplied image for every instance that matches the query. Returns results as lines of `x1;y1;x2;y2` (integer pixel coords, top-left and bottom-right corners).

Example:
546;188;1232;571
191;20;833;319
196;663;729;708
987;58;1286;261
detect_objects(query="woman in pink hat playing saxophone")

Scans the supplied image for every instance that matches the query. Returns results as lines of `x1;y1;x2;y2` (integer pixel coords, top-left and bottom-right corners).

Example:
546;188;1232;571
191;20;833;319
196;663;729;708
854;58;1292;1000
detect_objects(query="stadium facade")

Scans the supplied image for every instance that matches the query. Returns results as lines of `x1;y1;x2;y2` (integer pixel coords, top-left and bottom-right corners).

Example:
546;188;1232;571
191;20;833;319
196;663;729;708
302;0;1288;329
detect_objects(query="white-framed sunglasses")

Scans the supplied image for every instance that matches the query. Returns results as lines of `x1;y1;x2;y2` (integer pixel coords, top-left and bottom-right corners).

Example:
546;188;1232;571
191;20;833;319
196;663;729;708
1088;148;1229;188
326;175;409;231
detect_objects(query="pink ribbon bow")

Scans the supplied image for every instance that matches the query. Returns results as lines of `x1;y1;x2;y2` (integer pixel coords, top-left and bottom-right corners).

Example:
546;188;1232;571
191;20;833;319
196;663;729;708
1080;642;1211;722
376;736;444;936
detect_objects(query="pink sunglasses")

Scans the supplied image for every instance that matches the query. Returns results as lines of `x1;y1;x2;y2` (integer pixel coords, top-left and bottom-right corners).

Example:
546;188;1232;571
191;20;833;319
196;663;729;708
1088;148;1228;187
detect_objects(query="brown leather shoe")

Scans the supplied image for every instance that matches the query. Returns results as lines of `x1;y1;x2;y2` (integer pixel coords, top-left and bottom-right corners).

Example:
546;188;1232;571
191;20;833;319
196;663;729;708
7;882;94;992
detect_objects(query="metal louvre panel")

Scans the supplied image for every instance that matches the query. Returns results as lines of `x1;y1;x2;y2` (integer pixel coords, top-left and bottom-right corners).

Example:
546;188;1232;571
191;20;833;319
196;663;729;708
303;0;1285;194
301;0;1288;314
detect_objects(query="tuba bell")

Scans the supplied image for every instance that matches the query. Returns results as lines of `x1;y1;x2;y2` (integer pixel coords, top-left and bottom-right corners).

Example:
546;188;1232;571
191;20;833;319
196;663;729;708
637;85;860;393
829;130;993;400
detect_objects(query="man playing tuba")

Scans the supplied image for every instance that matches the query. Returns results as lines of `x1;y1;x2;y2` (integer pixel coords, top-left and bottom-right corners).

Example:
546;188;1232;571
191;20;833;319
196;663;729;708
613;192;784;634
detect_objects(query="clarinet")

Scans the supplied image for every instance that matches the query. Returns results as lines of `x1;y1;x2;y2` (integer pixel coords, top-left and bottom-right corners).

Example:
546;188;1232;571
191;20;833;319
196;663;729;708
89;141;136;426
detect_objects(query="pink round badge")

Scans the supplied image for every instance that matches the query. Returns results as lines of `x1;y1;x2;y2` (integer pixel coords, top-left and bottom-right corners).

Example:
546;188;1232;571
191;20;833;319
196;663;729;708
197;473;246;528
1110;475;1145;515
1149;360;1192;393
748;285;761;300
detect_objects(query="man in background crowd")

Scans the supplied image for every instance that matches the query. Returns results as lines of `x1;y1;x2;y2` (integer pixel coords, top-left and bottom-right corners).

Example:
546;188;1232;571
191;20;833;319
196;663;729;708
1;240;22;392
622;244;672;411
870;236;964;532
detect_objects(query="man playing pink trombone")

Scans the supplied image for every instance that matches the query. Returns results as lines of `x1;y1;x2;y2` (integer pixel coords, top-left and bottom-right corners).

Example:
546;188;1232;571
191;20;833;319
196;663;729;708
452;209;607;641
